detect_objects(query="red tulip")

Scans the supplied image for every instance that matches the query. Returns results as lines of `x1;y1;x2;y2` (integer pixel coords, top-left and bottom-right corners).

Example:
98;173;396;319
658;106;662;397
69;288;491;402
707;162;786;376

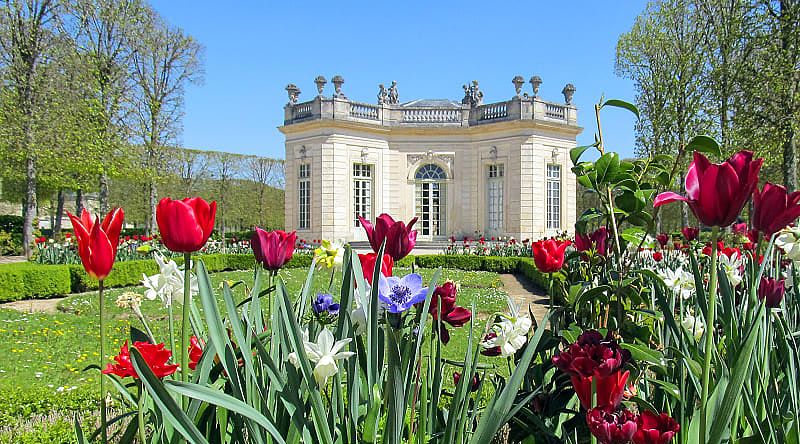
358;213;418;261
532;238;571;273
102;341;179;379
752;182;800;237
587;406;638;444
427;281;472;344
654;151;763;227
453;371;481;392
656;233;669;248
188;336;203;370
653;251;663;262
251;228;296;270
575;227;610;257
358;252;393;285
156;197;216;252
758;277;785;309
681;227;699;241
552;330;632;409
632;410;680;444
68;208;124;280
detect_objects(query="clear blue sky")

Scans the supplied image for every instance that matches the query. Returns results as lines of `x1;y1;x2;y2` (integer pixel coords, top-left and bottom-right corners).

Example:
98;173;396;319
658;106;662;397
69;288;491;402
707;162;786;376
149;0;647;160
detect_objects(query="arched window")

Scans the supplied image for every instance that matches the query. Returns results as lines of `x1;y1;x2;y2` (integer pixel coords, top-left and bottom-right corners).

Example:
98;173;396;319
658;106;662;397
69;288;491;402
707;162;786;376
415;164;446;181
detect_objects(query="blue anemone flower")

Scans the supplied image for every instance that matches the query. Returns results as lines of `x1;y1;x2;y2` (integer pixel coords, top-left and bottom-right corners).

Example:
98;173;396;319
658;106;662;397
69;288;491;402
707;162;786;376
312;293;340;316
377;273;428;313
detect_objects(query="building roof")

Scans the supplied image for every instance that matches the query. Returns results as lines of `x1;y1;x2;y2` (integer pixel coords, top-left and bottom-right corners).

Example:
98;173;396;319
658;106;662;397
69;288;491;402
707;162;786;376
399;99;462;108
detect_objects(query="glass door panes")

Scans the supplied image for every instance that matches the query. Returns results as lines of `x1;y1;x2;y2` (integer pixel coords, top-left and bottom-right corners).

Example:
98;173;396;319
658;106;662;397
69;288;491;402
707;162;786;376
353;164;372;226
415;182;446;237
487;164;504;231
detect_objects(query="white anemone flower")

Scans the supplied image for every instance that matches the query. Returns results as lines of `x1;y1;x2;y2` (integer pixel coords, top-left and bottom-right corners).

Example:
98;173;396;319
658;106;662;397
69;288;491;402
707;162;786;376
142;253;198;307
289;328;354;386
776;228;800;261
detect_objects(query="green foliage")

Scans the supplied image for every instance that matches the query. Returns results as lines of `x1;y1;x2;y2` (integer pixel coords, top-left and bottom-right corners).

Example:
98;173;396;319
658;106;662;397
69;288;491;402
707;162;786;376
0;263;71;302
0;231;19;255
0;215;23;234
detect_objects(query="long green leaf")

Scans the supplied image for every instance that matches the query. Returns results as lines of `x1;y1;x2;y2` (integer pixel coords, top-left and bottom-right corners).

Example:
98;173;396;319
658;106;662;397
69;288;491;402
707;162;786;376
602;98;640;119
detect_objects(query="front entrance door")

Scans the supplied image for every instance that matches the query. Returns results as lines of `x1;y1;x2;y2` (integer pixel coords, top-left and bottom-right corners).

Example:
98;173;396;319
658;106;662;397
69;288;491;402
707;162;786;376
414;163;447;239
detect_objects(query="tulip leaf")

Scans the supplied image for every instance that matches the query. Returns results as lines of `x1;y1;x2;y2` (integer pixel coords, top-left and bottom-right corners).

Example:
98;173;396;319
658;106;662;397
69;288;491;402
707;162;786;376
601;99;640;119
686;135;722;157
570;142;599;165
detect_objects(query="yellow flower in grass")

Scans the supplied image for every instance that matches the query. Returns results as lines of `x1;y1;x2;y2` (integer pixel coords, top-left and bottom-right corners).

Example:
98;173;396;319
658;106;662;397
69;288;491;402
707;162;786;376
314;239;346;269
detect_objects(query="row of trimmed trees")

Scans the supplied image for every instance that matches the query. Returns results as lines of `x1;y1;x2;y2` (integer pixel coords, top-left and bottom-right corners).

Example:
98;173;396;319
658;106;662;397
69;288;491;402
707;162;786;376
0;1;282;258
616;0;800;230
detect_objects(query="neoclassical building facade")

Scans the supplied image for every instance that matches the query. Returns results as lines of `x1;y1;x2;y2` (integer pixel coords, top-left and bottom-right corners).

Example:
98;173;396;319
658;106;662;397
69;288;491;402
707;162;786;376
280;76;582;243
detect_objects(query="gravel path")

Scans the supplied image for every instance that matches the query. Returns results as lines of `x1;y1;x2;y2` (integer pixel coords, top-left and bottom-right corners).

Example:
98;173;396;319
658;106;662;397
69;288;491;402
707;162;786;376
498;273;550;324
0;297;65;314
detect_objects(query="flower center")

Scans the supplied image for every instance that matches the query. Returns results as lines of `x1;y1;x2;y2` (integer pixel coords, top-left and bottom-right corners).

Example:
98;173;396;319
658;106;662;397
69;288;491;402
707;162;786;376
390;284;412;304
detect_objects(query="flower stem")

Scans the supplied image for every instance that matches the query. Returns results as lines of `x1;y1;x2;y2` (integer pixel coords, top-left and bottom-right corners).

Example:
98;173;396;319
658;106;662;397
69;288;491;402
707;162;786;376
700;226;720;444
168;303;176;364
591;376;597;444
99;279;108;444
181;253;192;390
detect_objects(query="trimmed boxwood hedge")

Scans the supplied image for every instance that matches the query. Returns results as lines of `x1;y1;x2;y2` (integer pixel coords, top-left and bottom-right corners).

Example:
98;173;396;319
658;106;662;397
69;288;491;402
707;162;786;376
0;253;547;303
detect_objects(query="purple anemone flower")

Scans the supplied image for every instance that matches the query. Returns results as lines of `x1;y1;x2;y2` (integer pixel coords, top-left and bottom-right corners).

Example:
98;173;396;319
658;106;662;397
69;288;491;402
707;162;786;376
377;273;428;313
312;293;340;316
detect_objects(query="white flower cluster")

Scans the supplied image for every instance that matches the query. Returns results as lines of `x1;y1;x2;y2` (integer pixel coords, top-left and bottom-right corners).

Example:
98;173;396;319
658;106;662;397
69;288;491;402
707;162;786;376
141;253;198;307
288;328;355;386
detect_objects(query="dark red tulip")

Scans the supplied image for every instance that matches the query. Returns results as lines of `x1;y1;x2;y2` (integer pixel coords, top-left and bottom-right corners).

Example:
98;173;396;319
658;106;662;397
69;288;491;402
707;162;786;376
358;252;393;285
480;332;502;356
758;277;785;309
251;228;296;270
752;182;800;237
575;227;610;257
654;151;763;227
426;281;472;344
587;406;638;444
632;410;680;444
156;197;216;252
68;208;124;280
656;233;669;248
552;330;631;409
188;336;203;371
532;239;571;273
681;227;699;241
358;213;418;261
102;341;179;379
453;371;481;392
653;252;663;262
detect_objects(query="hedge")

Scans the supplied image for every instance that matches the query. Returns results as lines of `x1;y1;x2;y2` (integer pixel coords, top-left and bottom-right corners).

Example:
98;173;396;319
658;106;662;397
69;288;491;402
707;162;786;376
0;253;548;303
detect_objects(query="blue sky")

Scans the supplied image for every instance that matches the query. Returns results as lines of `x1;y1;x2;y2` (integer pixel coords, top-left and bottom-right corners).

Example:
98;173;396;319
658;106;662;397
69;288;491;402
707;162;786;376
149;0;647;160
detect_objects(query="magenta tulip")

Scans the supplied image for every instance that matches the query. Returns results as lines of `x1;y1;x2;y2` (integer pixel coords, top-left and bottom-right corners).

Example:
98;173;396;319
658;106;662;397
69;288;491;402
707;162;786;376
633;410;680;444
758;277;785;309
587;407;638;444
156;197;216;252
654;151;763;227
251;228;296;270
358;214;418;261
752;182;800;237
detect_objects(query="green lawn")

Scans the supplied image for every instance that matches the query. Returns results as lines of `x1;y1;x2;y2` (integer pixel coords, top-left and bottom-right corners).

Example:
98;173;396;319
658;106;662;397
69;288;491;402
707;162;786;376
0;266;509;442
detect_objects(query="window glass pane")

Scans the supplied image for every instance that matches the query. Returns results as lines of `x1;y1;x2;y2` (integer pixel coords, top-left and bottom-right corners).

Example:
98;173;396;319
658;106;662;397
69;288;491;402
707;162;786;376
487;165;504;230
353;164;373;227
546;164;561;230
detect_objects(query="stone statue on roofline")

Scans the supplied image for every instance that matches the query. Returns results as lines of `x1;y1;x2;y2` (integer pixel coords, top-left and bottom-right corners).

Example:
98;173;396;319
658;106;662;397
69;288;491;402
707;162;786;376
387;81;399;104
461;80;483;108
377;84;387;104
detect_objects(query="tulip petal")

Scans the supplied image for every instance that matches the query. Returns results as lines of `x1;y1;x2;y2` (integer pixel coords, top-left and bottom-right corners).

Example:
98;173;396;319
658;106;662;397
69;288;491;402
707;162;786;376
653;192;689;208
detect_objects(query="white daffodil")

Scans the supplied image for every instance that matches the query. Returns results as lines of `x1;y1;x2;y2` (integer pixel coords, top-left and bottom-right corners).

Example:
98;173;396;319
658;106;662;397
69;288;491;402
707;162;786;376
681;311;705;340
351;303;367;335
776;228;800;261
718;252;743;287
142;253;198;307
287;329;310;368
482;315;532;357
659;267;695;300
291;328;354;386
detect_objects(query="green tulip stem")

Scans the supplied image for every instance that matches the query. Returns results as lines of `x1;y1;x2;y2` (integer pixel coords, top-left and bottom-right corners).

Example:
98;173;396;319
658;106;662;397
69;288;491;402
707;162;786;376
99;279;108;444
181;252;192;391
548;272;554;331
590;376;597;444
168;302;176;366
700;226;720;444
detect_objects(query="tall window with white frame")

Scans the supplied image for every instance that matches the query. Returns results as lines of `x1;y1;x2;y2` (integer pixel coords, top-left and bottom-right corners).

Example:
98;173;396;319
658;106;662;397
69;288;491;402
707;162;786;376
298;164;311;230
353;163;373;227
487;164;504;231
546;164;561;230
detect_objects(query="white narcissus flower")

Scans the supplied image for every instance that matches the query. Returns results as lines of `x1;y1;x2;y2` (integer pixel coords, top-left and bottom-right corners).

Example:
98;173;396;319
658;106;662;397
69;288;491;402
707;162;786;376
142;253;198;307
482;315;532;357
681;311;705;340
776;228;800;261
718;252;743;287
296;328;354;386
659;267;695;300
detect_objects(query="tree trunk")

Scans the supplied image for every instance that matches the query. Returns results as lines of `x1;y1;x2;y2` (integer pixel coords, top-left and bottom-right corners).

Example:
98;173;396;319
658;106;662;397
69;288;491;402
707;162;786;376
149;181;158;235
54;188;65;238
785;128;798;192
679;173;689;227
99;172;109;213
75;189;84;215
22;155;37;259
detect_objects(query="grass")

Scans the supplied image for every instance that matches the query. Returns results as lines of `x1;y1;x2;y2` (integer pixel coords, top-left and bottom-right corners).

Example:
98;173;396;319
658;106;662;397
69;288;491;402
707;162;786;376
0;265;511;442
